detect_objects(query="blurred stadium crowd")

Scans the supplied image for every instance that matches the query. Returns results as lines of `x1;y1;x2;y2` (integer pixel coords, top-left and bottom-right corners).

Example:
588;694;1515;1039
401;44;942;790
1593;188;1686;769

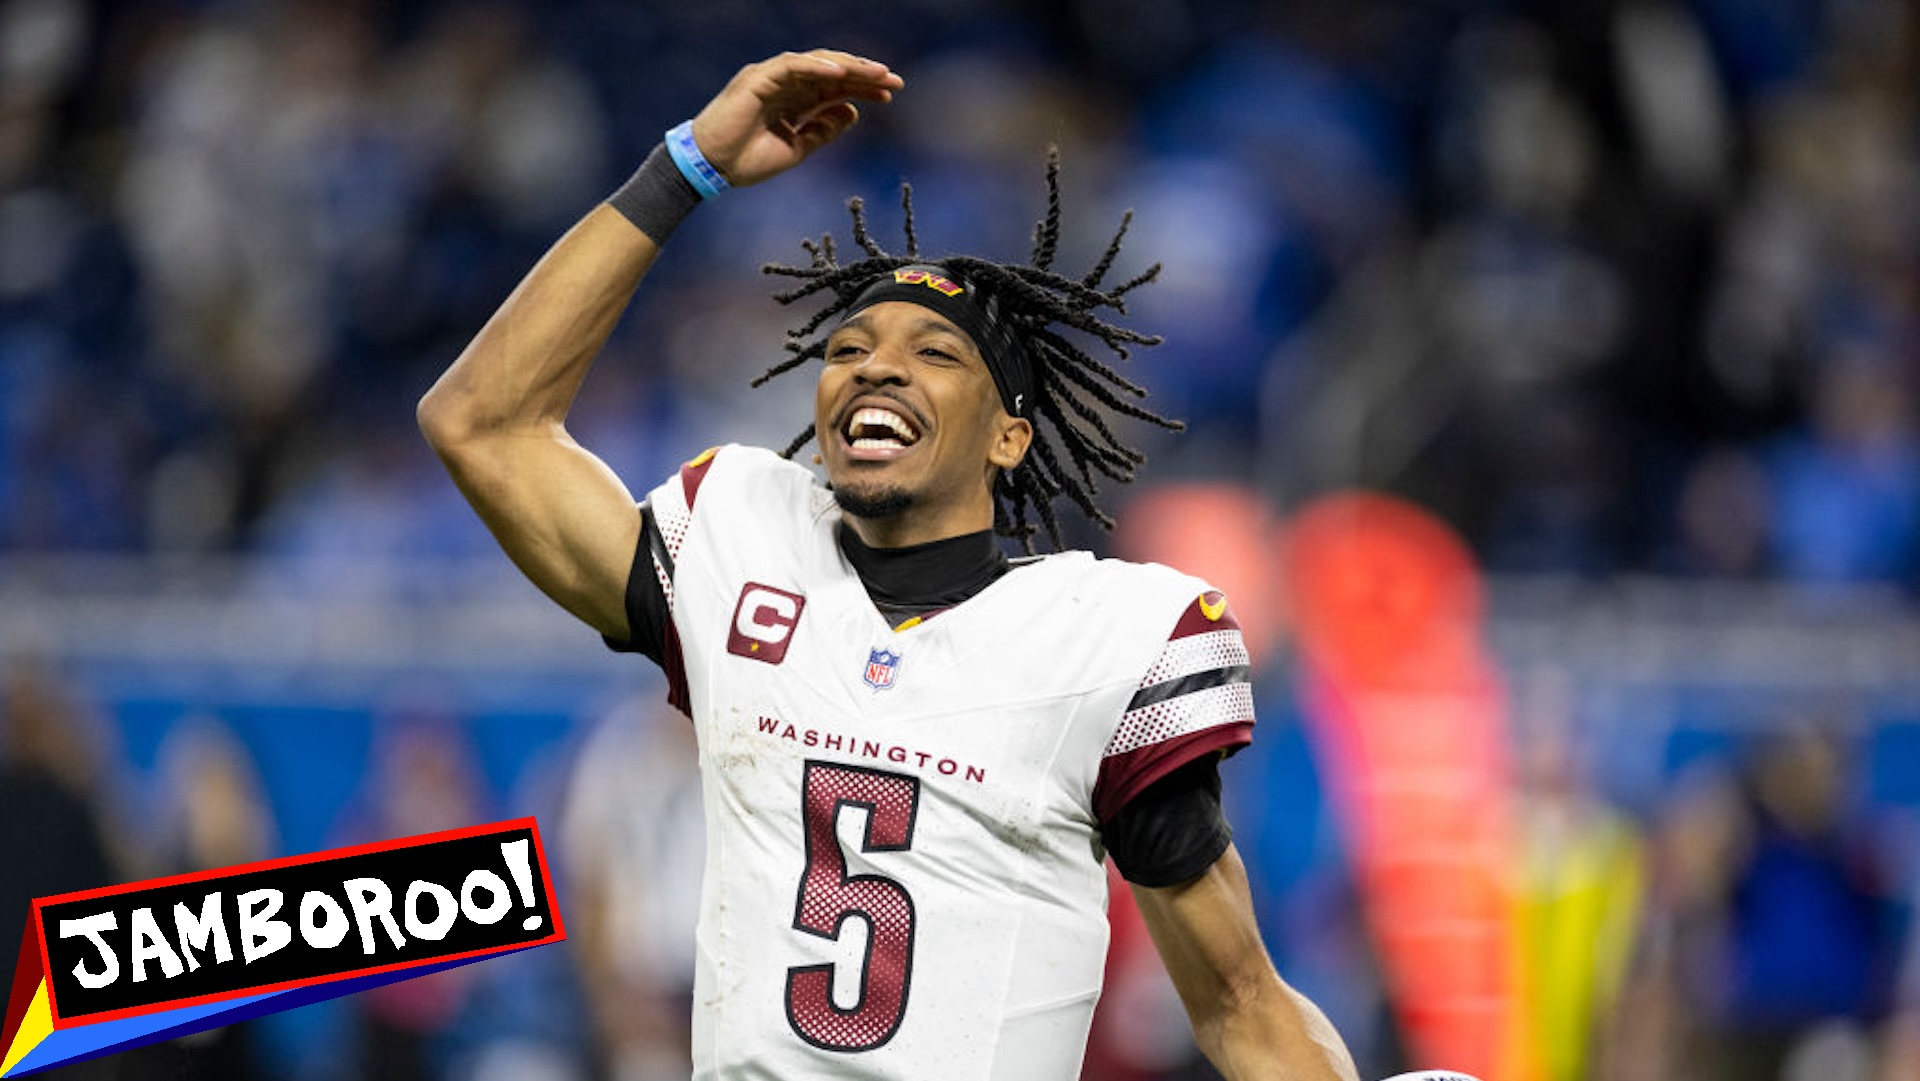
1;0;1918;1080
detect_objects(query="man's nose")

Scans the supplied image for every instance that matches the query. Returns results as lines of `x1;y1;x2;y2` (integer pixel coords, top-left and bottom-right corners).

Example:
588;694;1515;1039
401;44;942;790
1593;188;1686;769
852;341;911;384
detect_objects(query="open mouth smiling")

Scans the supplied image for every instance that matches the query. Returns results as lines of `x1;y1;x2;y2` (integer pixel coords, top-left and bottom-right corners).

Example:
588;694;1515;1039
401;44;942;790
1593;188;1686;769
840;401;924;458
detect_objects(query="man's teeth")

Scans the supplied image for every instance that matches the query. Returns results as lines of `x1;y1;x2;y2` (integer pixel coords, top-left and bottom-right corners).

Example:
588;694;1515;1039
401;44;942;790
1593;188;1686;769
846;407;918;447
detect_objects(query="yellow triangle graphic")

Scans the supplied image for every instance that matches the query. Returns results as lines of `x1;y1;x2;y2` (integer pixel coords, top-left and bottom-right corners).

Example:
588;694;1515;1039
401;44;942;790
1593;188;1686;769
1;979;51;1076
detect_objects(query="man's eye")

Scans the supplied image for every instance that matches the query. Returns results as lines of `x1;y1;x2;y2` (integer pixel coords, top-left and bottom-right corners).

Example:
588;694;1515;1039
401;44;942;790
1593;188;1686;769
829;344;864;360
919;347;956;362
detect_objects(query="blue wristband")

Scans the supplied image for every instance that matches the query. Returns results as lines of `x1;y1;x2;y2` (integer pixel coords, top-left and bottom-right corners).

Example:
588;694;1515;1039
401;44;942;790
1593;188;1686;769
665;120;730;200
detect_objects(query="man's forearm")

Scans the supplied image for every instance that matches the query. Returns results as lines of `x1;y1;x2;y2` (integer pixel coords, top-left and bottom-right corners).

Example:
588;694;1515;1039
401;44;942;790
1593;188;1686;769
418;205;659;447
1133;847;1361;1081
1195;974;1360;1081
412;51;897;638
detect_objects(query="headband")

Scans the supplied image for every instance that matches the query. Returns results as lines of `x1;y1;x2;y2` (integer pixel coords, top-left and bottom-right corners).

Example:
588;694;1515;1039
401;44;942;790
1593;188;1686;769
842;265;1034;417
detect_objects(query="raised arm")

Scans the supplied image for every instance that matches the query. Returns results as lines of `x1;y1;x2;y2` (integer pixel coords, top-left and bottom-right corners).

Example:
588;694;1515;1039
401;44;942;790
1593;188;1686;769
1132;844;1361;1081
416;50;902;636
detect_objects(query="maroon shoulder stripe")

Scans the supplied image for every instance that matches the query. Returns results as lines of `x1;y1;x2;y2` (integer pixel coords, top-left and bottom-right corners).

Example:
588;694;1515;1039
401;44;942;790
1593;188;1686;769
679;446;718;508
1092;724;1252;823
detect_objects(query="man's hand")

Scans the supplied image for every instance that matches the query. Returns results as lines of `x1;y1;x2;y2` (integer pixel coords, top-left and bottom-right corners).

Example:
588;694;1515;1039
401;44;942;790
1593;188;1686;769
421;47;898;642
689;50;903;187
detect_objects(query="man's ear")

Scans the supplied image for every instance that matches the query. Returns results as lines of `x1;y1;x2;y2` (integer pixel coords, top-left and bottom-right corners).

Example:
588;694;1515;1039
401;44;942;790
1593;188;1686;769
988;415;1034;471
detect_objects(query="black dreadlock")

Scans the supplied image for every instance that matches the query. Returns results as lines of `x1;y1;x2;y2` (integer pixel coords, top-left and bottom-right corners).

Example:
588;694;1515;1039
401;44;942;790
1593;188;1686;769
754;150;1183;552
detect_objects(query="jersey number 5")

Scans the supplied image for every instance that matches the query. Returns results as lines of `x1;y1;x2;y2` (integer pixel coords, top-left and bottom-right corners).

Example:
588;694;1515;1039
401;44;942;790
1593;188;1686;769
786;760;920;1052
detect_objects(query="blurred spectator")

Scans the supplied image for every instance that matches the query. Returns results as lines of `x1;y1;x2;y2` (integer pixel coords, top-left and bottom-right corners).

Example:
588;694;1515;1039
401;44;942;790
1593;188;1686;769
1711;722;1904;1079
133;716;281;1080
1128;28;1404;459
0;660;118;991
1883;840;1920;1081
1419;17;1630;573
328;703;591;1081
152;714;279;873
334;711;493;1081
1668;446;1774;577
390;3;607;237
1766;349;1920;588
1606;760;1747;1081
1510;674;1645;1081
560;697;704;1081
1604;720;1912;1081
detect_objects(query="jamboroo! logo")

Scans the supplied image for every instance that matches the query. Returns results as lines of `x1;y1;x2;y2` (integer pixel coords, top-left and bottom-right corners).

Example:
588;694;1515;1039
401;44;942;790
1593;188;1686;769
3;819;565;1077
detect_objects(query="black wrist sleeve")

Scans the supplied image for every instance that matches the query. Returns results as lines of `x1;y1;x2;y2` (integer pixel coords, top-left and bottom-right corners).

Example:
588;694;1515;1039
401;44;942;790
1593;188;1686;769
605;143;702;245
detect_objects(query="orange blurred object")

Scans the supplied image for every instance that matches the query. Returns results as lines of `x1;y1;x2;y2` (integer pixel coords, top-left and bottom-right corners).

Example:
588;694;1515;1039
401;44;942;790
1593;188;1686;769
1115;483;1285;659
1283;493;1537;1081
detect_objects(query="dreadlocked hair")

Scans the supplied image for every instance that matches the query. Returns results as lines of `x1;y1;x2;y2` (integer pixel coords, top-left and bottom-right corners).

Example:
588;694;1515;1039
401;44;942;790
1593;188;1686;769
755;149;1184;553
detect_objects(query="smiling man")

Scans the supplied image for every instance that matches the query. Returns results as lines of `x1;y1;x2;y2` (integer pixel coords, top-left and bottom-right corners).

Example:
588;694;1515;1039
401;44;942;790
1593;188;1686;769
419;48;1358;1081
818;278;1025;540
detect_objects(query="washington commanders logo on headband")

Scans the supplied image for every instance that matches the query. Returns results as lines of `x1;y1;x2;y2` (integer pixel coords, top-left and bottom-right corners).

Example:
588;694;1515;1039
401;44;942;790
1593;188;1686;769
842;263;1035;419
892;268;964;297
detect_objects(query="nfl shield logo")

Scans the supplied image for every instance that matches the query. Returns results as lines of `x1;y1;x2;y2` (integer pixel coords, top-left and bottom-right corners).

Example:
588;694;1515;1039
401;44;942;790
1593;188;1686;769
863;648;901;690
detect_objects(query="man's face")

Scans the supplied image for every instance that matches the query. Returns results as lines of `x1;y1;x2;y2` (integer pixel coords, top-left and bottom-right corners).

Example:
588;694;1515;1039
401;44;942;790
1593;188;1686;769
814;300;1031;541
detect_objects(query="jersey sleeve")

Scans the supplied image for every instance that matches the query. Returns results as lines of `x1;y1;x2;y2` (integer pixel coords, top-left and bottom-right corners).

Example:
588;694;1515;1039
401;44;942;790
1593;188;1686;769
1091;589;1255;824
600;446;720;714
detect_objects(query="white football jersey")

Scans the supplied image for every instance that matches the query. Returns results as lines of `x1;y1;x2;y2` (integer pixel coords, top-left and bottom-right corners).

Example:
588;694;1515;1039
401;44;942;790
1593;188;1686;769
637;445;1254;1081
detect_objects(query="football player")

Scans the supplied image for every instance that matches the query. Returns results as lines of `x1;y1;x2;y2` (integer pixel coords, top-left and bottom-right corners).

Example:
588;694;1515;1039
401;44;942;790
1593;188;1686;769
419;48;1359;1081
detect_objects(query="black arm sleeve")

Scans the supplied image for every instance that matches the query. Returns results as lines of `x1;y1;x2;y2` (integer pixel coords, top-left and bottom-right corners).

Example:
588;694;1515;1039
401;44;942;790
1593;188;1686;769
1100;755;1234;888
601;502;672;666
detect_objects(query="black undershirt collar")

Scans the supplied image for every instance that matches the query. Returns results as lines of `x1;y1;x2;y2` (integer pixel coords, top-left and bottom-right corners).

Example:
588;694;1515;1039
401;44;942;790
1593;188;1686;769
836;523;1010;627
